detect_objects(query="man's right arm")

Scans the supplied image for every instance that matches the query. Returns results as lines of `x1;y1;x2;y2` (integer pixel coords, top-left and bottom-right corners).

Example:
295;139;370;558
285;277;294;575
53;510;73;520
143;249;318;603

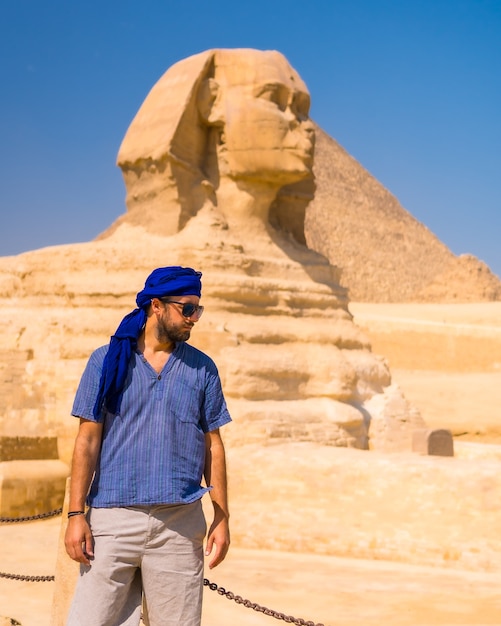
64;418;103;565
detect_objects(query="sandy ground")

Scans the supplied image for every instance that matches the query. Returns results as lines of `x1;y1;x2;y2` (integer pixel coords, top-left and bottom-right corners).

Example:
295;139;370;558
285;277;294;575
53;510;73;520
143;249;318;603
1;517;501;626
2;302;501;625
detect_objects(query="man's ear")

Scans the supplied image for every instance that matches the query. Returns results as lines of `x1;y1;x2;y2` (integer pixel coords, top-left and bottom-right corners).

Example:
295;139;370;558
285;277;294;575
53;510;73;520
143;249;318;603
150;297;163;314
198;78;224;126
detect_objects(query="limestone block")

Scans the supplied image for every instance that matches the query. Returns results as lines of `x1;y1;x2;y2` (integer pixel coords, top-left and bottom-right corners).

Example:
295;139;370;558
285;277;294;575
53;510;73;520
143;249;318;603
225;398;368;448
0;436;59;461
365;384;426;452
0;460;69;518
412;428;454;457
221;342;358;402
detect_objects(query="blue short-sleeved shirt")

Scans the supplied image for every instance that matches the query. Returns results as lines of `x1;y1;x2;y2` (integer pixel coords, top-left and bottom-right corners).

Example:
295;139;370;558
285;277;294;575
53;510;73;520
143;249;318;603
72;342;231;507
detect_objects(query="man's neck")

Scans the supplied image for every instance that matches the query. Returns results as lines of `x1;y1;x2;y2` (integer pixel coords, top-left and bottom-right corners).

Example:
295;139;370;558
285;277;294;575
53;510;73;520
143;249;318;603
137;329;175;372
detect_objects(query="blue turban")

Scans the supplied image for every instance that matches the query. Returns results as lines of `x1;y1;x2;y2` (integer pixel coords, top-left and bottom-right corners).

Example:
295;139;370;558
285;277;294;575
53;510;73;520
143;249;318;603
93;266;202;418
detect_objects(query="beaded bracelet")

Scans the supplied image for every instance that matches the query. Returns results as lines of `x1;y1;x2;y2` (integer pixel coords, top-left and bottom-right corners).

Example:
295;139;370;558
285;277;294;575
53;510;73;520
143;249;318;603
67;510;85;518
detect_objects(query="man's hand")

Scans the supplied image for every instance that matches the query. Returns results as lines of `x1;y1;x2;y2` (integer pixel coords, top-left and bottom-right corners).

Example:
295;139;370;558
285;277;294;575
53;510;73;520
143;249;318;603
205;513;230;569
64;515;94;566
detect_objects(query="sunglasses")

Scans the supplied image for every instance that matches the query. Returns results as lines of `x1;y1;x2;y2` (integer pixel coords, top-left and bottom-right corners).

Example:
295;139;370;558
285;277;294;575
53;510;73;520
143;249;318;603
161;299;204;320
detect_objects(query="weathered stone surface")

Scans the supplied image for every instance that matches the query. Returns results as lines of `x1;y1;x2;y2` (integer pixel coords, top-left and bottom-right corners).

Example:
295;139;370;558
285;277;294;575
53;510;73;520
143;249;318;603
365;383;425;452
0;460;68;517
0;437;59;462
412;428;454;457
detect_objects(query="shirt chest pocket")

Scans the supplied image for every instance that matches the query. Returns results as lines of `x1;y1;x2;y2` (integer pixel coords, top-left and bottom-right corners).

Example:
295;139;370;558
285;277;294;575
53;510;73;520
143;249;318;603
167;379;203;424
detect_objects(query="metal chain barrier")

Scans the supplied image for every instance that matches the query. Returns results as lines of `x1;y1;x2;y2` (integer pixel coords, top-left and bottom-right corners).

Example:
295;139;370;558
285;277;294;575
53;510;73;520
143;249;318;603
0;507;62;523
0;571;54;582
0;507;62;581
0;510;327;624
203;577;326;626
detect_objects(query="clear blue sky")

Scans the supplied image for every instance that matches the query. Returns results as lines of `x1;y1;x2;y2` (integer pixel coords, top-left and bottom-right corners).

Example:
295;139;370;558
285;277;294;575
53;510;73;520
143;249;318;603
1;0;500;277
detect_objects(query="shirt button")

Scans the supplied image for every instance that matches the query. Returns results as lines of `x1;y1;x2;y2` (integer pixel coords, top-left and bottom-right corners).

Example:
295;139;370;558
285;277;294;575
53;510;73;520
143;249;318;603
157;375;161;380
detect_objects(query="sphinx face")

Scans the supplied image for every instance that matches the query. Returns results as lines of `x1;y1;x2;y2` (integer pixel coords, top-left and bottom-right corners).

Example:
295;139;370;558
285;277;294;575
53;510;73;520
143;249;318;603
214;50;315;186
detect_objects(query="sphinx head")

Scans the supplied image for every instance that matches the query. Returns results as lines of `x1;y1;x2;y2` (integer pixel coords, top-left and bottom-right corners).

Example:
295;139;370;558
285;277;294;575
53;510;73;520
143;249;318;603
203;49;315;186
116;49;315;235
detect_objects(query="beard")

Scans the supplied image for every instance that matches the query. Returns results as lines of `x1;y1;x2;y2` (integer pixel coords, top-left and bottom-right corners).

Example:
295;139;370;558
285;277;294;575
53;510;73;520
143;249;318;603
156;316;191;344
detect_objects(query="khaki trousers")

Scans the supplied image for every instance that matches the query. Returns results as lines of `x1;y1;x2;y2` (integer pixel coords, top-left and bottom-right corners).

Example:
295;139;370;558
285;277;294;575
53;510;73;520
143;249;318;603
66;500;206;626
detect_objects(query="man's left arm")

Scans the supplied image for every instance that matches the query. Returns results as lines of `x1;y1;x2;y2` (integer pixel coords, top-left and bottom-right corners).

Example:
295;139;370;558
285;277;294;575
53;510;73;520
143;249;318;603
204;428;230;569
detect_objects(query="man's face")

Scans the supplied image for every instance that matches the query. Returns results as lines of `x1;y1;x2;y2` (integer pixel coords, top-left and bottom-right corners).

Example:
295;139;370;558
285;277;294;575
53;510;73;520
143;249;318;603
215;50;315;185
156;296;201;344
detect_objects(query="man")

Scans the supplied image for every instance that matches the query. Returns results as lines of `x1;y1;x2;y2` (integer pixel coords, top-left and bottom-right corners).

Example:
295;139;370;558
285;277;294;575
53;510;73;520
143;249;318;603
64;266;231;626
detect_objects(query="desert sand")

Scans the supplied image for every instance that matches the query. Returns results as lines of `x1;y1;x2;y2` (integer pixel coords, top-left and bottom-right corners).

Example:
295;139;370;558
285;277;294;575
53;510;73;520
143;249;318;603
1;301;500;626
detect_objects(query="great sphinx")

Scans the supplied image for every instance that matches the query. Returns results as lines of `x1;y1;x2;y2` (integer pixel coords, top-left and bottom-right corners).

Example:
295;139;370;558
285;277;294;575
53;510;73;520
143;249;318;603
0;49;423;460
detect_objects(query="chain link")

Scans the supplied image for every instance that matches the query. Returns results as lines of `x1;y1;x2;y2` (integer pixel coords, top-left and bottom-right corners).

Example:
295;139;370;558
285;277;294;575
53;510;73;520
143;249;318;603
0;507;62;581
0;571;54;582
0;507;63;523
203;577;326;626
